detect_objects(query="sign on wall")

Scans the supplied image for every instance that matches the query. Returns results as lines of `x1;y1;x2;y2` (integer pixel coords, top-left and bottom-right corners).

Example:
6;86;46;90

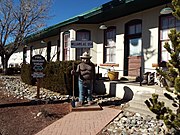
71;40;93;48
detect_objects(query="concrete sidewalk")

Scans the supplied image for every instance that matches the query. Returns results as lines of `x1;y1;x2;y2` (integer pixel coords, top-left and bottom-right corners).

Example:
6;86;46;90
35;107;121;135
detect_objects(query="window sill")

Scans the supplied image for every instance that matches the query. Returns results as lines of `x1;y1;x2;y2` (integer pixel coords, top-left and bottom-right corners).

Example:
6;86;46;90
100;63;119;67
152;63;158;67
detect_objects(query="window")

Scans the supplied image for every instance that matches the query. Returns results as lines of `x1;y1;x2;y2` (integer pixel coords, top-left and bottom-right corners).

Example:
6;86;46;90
160;15;180;61
128;23;141;35
104;27;116;63
63;31;70;61
127;20;142;57
76;30;90;60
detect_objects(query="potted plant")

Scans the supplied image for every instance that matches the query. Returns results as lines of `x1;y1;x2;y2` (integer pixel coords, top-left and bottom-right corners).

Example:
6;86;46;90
107;66;119;81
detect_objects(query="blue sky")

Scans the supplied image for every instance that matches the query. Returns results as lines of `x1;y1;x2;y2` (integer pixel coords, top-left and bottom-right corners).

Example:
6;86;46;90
47;0;111;27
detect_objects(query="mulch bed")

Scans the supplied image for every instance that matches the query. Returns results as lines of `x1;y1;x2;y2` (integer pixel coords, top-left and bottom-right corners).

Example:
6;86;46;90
0;80;71;135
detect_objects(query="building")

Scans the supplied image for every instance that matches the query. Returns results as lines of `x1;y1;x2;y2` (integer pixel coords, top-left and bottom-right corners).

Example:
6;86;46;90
7;0;176;78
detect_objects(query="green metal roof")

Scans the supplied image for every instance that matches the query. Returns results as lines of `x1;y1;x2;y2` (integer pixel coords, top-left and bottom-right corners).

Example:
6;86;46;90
25;0;171;43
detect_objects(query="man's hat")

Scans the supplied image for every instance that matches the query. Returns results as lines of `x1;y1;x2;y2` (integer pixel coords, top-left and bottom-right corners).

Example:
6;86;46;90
80;52;92;59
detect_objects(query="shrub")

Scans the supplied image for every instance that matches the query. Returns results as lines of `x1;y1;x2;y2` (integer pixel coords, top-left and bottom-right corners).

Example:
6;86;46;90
21;63;35;85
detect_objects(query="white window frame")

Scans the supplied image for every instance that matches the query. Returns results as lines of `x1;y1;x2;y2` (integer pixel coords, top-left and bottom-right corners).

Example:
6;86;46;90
104;27;116;63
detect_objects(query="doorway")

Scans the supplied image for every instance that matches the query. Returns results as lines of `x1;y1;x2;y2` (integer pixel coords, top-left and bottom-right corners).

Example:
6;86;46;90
124;19;142;76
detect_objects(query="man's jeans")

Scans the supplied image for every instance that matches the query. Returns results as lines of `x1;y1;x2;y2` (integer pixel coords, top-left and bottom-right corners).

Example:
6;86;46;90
78;78;92;102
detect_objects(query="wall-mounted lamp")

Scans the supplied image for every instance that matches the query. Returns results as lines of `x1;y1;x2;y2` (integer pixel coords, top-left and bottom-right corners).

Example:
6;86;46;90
41;40;46;44
99;24;107;30
160;5;173;15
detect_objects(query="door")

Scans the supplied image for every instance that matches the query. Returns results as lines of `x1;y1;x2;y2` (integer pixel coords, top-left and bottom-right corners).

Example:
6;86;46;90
128;38;142;76
124;19;142;76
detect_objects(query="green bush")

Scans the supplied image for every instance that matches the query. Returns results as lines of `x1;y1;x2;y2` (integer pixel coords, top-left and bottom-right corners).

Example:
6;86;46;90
42;61;66;94
61;60;80;96
21;63;35;85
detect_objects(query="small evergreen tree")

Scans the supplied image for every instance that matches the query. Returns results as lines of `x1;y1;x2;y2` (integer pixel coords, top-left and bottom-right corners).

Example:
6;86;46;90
145;0;180;134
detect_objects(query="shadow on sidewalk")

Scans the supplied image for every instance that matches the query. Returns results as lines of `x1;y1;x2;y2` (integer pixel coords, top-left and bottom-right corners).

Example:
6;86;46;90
98;86;134;106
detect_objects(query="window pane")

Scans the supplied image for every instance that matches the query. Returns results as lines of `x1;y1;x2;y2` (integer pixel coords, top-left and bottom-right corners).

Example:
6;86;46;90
129;25;135;34
176;19;180;27
176;26;180;32
169;16;175;28
64;48;70;60
162;51;170;61
129;38;142;56
161;29;170;40
107;39;115;47
161;17;168;29
106;48;116;63
77;32;90;41
111;48;116;62
161;41;171;61
136;24;142;33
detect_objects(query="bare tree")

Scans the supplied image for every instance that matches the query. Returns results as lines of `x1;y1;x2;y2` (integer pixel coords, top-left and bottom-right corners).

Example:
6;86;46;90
0;0;52;73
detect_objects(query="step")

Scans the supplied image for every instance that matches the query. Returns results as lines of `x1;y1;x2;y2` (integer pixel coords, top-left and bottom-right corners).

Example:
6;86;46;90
129;98;174;110
128;95;177;114
132;92;176;108
132;92;170;102
71;104;103;112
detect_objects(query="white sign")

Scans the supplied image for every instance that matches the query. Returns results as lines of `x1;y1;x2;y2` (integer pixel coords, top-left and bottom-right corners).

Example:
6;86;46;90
31;72;45;78
71;40;93;48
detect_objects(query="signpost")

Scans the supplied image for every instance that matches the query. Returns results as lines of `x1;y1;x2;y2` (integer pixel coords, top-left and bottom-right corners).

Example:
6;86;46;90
31;55;46;99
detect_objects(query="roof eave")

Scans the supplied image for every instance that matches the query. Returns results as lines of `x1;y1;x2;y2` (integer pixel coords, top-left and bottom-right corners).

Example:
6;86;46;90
25;0;172;43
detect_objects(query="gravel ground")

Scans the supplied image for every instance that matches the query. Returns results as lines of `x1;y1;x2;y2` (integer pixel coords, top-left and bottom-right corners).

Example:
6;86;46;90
1;75;179;135
0;88;71;135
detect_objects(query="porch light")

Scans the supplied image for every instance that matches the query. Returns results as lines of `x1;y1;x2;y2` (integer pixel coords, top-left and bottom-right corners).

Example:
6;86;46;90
160;6;173;15
99;24;107;30
41;40;46;44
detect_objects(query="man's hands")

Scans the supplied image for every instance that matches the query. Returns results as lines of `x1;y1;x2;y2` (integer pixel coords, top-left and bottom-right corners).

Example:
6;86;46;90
71;70;75;75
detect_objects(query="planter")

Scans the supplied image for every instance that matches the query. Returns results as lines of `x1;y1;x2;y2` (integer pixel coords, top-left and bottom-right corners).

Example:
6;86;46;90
108;71;119;81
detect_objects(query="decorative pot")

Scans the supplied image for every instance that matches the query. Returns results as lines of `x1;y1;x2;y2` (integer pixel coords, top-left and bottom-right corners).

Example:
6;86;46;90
108;71;119;81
